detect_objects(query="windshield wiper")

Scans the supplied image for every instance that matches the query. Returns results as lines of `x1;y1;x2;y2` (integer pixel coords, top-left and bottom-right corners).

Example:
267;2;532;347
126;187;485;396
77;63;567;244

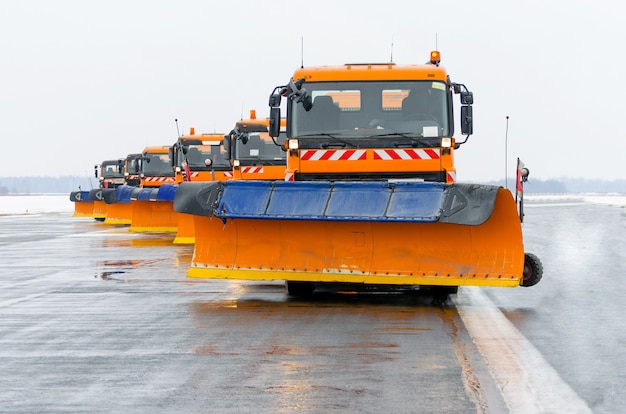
297;133;353;148
370;132;436;147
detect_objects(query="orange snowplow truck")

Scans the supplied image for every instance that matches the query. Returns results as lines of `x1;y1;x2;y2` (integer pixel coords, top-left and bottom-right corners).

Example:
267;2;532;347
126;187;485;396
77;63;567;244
128;146;178;232
182;51;542;298
139;146;176;187
95;159;126;189
223;110;287;180
170;129;231;244
171;130;231;183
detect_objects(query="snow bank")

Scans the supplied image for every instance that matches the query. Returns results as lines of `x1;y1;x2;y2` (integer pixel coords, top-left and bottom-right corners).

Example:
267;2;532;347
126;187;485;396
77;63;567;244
526;193;626;207
0;195;73;215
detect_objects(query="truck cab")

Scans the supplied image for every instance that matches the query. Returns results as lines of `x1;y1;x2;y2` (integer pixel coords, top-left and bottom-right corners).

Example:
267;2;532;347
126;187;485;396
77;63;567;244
123;153;143;187
139;146;176;187
268;51;473;183
95;159;125;189
223;110;287;180
171;130;231;183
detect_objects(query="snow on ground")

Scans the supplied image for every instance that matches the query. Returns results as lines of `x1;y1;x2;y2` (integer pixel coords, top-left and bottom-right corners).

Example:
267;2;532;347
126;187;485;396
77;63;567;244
0;194;73;215
526;193;626;207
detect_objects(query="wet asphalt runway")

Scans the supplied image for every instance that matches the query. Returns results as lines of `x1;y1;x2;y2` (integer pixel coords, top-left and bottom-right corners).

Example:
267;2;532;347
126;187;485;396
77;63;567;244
0;199;624;413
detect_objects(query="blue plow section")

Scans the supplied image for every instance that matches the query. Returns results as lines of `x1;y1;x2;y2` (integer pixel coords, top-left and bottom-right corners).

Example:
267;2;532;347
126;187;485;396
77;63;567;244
175;180;500;225
69;191;90;202
115;186;135;203
131;184;178;202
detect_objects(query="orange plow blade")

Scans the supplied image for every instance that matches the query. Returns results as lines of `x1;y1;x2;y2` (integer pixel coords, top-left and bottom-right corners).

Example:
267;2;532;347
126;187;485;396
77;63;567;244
130;200;178;232
102;187;132;225
173;213;195;245
104;202;132;225
129;185;179;233
180;181;525;288
70;190;94;218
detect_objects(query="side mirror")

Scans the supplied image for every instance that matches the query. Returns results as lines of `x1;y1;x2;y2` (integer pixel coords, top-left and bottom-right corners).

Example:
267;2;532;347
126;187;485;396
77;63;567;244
460;91;473;105
461;105;473;135
301;93;313;111
269;106;281;138
269;93;281;107
223;133;231;160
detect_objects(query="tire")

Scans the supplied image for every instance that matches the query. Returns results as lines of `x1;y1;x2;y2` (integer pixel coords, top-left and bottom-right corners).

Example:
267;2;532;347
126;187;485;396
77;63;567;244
522;252;543;287
285;281;315;297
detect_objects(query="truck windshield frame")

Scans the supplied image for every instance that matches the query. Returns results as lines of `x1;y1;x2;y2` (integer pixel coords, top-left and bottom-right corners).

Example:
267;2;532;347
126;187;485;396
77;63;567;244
289;80;450;141
143;153;174;176
234;131;287;163
180;144;231;171
101;162;124;178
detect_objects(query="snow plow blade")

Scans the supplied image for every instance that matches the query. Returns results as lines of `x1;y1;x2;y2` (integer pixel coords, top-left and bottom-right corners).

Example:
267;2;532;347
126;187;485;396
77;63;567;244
70;191;94;217
180;180;525;287
88;189;107;220
104;186;133;225
172;182;218;245
129;184;178;233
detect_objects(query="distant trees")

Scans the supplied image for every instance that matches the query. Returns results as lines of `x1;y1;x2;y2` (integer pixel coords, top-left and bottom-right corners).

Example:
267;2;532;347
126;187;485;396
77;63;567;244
0;176;96;194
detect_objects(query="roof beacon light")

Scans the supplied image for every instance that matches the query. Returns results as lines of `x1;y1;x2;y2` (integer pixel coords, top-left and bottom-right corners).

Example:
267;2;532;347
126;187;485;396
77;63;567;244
430;51;441;65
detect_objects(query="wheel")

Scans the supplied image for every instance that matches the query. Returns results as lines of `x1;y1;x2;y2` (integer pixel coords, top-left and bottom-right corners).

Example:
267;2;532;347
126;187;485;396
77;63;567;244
430;286;458;306
285;281;315;297
522;252;543;287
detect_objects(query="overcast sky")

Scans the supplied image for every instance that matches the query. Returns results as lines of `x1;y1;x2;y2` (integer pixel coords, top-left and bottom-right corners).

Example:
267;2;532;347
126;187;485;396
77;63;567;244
1;0;623;182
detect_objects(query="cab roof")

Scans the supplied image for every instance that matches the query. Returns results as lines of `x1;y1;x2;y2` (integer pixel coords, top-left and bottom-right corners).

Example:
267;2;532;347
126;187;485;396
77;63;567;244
292;62;448;82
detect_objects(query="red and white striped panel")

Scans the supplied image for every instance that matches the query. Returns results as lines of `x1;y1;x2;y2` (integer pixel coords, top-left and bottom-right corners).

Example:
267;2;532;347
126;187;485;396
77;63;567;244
284;172;294;181
144;177;176;183
373;148;440;160
447;171;456;183
223;172;234;179
300;149;367;161
241;166;265;174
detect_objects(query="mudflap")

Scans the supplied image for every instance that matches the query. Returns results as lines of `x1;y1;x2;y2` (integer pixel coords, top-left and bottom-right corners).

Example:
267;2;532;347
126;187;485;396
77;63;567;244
188;180;525;287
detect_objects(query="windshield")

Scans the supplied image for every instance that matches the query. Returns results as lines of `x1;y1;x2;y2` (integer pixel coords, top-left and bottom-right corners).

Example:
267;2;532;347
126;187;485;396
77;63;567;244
235;131;286;162
290;80;449;140
101;162;123;178
180;144;230;170
126;157;140;174
143;153;174;176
